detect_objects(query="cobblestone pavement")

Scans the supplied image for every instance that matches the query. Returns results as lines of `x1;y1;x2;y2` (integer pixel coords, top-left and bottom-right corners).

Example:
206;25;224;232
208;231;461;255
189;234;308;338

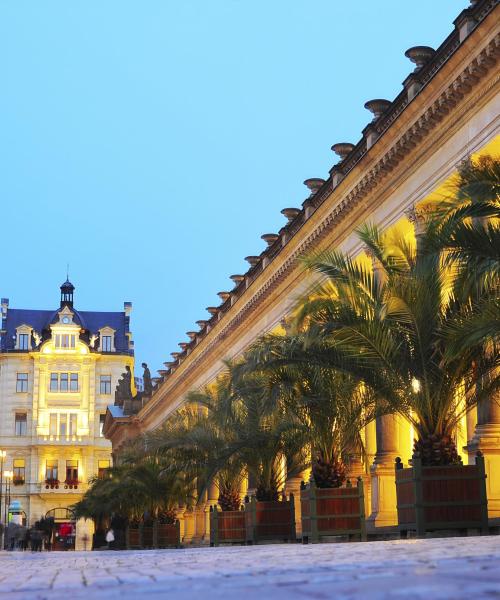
0;536;499;599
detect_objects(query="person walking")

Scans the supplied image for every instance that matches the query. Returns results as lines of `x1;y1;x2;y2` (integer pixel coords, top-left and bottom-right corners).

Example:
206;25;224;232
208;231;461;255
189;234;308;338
105;528;115;550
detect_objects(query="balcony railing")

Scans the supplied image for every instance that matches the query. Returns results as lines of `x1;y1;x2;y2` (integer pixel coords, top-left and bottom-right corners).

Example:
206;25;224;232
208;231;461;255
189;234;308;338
41;479;85;493
45;478;60;489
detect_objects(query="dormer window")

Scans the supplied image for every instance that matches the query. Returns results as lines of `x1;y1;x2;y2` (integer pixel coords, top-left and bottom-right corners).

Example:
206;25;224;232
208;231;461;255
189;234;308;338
102;335;112;352
99;327;115;352
15;325;32;351
19;333;29;350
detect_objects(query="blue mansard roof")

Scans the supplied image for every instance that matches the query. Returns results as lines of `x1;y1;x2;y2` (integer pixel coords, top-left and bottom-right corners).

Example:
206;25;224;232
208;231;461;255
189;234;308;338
0;303;133;354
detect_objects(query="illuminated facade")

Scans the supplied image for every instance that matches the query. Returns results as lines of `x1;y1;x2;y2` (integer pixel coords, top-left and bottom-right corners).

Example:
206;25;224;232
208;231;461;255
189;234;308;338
0;280;134;543
105;0;500;541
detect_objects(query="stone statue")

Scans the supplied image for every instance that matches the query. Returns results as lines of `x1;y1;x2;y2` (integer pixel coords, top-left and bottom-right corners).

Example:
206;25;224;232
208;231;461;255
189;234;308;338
33;331;42;347
114;366;133;407
142;362;153;396
89;334;98;349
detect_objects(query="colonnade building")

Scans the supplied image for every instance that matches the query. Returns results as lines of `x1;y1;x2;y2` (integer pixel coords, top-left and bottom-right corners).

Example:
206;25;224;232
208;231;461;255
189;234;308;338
0;281;134;547
105;0;500;542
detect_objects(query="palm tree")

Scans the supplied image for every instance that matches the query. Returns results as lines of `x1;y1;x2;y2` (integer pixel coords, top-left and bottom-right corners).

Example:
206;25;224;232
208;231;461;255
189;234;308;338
256;212;498;466
428;155;500;357
74;454;191;525
219;363;308;501
149;375;245;511
242;334;378;487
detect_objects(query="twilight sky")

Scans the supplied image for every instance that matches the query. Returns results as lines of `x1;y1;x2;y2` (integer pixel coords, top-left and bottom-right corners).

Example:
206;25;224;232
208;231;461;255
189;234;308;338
0;0;465;375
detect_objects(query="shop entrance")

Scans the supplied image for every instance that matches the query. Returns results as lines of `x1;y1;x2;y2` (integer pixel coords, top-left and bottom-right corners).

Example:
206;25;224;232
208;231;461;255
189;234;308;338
45;508;76;551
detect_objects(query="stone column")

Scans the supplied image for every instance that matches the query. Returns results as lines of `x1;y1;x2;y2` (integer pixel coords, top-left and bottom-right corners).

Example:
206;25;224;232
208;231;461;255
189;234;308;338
285;470;308;538
467;390;500;517
364;246;399;529
361;420;377;516
367;413;399;528
204;481;218;541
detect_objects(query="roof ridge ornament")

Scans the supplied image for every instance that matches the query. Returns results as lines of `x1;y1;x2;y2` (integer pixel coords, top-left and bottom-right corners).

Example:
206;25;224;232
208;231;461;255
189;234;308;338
404;46;436;72
331;143;355;160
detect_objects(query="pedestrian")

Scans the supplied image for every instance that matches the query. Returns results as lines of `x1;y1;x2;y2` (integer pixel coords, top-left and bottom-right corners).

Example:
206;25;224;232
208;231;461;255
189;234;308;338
105;527;115;550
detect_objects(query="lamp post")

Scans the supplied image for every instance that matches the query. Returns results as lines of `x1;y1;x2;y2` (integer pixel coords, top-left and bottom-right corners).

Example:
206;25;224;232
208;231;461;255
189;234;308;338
3;471;13;525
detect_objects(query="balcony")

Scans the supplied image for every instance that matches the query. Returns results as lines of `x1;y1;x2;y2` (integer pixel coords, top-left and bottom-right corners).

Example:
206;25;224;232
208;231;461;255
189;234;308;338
40;479;86;493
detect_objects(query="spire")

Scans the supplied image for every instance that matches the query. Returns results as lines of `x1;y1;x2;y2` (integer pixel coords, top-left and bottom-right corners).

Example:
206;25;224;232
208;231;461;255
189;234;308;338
60;277;75;308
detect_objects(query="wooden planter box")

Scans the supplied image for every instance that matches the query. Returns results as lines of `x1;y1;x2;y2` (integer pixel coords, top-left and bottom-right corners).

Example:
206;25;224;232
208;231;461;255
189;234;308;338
156;521;181;548
126;521;181;549
142;524;155;548
209;506;246;546
244;495;296;544
395;452;489;536
125;525;141;550
301;478;367;543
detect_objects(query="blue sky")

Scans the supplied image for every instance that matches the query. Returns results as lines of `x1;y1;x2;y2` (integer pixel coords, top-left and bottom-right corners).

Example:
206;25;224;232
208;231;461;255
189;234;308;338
0;0;465;375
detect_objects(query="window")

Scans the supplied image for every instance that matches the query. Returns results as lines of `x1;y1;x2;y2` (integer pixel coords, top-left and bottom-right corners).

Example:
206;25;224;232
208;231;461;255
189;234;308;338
18;333;29;350
49;413;58;436
13;459;25;485
70;373;78;392
15;413;27;436
16;373;28;393
98;459;110;478
46;459;58;482
54;334;76;348
49;373;78;392
100;375;111;395
50;373;58;391
59;414;67;437
102;335;112;352
66;460;78;483
99;413;106;437
69;413;77;436
60;373;68;392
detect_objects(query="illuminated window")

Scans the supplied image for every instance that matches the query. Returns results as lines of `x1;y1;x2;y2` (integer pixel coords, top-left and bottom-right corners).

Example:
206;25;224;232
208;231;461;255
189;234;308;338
70;373;78;392
99;413;106;437
50;373;58;391
16;373;28;393
100;375;111;395
15;413;27;436
46;460;58;482
98;459;110;478
66;460;78;483
49;413;58;436
102;335;112;352
49;373;78;392
69;413;77;436
18;333;29;350
55;334;76;348
60;373;68;392
13;459;25;485
60;414;67;436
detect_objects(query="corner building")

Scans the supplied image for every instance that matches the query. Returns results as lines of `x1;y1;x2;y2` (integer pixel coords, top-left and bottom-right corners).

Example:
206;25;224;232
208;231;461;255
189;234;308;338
0;280;134;543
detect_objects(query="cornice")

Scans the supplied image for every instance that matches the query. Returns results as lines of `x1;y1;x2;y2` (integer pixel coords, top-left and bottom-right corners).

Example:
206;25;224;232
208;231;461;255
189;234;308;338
136;9;500;427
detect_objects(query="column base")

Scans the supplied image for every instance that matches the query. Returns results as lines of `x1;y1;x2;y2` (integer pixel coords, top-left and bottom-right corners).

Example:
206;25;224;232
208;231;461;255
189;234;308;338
285;476;303;537
467;425;500;518
367;457;398;528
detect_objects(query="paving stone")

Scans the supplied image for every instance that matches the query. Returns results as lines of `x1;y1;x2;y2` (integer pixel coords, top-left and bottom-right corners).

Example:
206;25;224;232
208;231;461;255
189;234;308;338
0;536;499;599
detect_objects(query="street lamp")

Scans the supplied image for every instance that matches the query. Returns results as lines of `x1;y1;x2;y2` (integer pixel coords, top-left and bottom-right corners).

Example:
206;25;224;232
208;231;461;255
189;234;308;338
3;471;13;525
